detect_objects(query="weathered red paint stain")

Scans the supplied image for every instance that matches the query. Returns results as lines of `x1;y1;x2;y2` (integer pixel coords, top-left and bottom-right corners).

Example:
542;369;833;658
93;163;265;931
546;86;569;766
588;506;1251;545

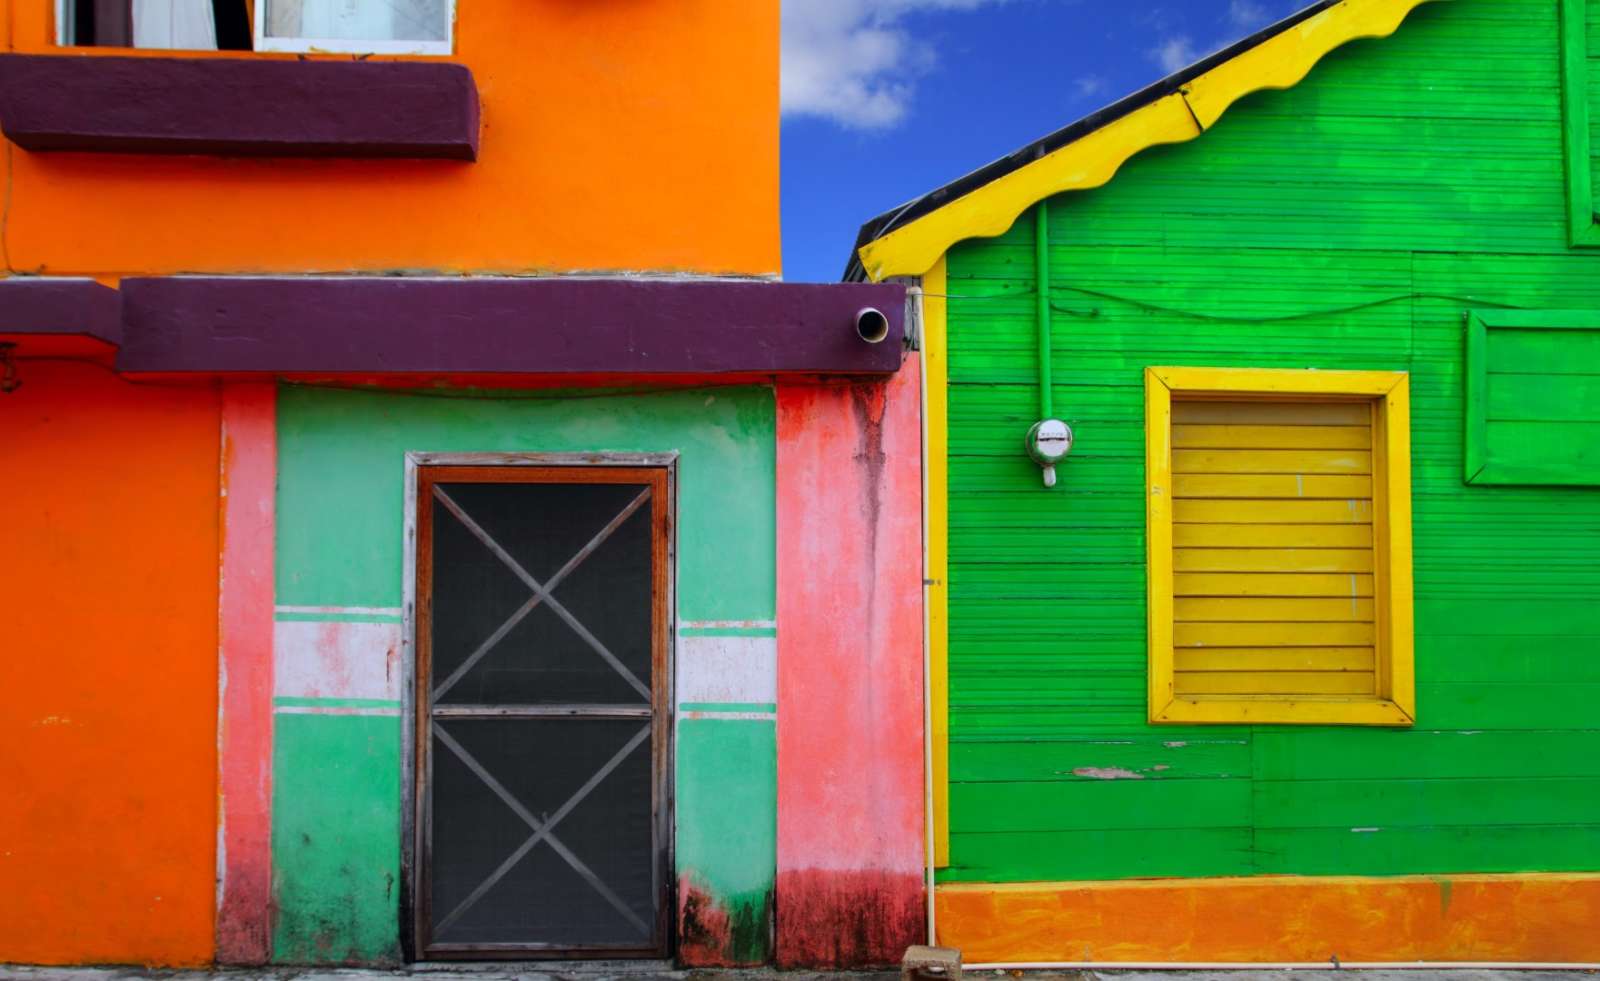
676;877;770;968
216;383;277;965
774;869;924;968
678;881;732;967
774;357;926;968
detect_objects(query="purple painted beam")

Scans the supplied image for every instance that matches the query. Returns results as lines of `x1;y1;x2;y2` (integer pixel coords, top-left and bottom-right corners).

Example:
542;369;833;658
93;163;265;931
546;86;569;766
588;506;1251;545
118;277;907;375
0;54;479;160
0;277;122;347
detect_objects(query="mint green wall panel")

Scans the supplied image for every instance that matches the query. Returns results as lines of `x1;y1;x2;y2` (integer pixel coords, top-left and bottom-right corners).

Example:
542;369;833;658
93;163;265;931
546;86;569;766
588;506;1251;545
276;386;775;620
271;385;778;964
944;0;1600;884
675;719;777;964
272;714;402;965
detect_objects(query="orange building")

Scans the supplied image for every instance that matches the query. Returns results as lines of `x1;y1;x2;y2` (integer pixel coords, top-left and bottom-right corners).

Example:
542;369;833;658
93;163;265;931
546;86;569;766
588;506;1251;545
0;1;926;969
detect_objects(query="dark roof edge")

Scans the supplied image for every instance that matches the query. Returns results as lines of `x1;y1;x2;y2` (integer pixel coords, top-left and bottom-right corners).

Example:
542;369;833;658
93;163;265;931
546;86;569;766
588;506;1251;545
841;0;1341;281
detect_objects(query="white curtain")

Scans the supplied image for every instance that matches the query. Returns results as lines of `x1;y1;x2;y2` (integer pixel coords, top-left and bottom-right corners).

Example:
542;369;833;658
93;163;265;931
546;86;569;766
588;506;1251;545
132;0;218;49
266;0;448;41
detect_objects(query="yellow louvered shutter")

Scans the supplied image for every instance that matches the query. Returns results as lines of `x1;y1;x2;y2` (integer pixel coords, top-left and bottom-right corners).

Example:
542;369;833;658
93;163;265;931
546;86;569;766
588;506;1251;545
1145;368;1414;726
1169;399;1379;699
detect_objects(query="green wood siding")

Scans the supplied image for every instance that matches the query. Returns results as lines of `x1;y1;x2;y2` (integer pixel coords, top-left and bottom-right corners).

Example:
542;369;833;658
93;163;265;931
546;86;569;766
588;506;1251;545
944;0;1600;884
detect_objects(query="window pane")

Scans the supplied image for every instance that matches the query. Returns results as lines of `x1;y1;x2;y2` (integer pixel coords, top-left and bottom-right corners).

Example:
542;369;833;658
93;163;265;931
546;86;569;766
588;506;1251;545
264;0;450;42
132;0;218;49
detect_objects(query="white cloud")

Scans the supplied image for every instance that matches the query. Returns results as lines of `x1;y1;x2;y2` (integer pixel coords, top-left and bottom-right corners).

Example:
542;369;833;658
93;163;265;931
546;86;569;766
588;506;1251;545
1148;34;1198;73
782;0;1008;130
1072;74;1107;101
1227;0;1272;29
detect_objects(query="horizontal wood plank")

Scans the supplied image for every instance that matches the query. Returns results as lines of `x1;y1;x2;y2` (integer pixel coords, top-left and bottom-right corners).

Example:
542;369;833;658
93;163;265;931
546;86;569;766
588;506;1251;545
1173;499;1374;524
943;828;1255;881
1173;523;1374;549
1485;327;1600;375
1253;776;1600;829
1176;670;1377;695
1174;572;1375;597
1173;423;1373;449
1486;372;1600;422
951;736;1252;782
1175;547;1375;573
1176;647;1376;672
1174;620;1376;647
1174;448;1373;475
952;776;1252;833
1173;474;1374;499
1175;596;1374;622
1172;400;1373;426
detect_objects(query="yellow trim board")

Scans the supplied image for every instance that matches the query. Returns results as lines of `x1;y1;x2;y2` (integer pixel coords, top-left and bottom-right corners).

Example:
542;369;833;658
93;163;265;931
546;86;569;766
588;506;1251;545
922;257;951;868
856;0;1445;282
936;874;1600;963
1144;366;1415;726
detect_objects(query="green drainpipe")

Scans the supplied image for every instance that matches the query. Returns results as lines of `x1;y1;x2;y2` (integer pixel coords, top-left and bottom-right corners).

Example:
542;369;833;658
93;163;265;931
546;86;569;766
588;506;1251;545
1024;199;1073;488
1035;199;1053;420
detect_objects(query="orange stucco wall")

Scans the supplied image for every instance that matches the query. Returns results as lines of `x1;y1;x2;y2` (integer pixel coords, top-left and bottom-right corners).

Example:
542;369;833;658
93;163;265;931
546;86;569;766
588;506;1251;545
0;363;221;965
0;0;779;278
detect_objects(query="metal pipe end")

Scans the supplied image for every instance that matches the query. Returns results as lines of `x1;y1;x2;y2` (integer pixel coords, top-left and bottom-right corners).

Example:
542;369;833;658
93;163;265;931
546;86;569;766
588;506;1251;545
856;307;890;344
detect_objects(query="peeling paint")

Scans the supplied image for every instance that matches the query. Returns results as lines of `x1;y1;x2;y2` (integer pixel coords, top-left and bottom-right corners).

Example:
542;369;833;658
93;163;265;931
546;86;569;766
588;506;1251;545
677;877;772;967
1073;767;1145;780
847;382;889;641
1435;876;1454;914
274;620;400;702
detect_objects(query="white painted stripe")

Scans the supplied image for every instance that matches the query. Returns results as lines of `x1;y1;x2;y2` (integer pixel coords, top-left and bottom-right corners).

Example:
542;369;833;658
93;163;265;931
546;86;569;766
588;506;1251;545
675;634;776;705
274;706;401;717
275;620;403;702
680;711;776;722
275;604;404;617
679;619;777;630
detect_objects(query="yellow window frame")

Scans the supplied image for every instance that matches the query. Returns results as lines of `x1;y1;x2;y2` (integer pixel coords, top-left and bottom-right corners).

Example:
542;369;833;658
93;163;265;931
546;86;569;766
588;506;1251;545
1144;366;1415;727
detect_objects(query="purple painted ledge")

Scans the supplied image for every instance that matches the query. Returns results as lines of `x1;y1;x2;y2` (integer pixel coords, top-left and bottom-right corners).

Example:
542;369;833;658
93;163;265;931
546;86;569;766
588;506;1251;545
0;54;479;160
118;277;907;375
0;277;123;353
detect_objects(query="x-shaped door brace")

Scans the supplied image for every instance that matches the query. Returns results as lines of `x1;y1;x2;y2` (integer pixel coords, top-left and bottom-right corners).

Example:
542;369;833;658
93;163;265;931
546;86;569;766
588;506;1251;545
427;484;657;939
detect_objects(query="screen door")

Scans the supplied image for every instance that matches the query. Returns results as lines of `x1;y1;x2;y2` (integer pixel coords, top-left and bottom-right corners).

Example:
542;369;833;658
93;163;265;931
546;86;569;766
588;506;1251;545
413;462;672;959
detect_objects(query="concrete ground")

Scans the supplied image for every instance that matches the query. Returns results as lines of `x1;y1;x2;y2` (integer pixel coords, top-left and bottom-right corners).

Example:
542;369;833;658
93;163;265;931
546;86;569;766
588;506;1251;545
1;967;1596;981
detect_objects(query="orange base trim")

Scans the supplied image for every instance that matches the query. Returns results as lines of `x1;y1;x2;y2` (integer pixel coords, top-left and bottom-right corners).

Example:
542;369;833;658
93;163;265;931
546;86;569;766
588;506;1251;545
936;874;1600;963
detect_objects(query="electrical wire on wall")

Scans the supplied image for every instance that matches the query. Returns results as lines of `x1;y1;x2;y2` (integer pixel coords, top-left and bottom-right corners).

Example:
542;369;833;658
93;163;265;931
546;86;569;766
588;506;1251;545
920;286;1534;323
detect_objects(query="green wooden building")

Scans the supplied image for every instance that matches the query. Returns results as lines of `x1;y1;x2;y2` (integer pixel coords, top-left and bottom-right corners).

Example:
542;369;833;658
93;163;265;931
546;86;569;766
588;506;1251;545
850;0;1600;963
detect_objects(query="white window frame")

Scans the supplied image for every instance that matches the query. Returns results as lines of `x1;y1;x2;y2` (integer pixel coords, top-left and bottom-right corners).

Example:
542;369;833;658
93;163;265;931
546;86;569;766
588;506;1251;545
55;0;455;54
252;0;454;56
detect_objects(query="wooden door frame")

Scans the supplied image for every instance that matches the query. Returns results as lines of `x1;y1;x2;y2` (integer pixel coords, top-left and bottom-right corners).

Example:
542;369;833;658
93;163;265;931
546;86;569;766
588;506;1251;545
400;451;678;961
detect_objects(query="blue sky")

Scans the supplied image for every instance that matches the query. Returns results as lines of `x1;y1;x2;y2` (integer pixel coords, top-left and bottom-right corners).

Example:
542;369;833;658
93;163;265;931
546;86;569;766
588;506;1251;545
780;0;1308;282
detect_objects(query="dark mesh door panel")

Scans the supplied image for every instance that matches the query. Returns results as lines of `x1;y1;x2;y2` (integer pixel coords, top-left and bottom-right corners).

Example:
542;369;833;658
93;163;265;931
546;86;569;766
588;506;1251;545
430;481;653;706
429;719;655;946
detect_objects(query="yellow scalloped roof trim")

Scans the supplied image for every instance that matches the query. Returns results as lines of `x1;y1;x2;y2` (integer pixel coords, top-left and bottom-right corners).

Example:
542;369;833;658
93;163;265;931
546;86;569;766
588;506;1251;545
856;0;1444;282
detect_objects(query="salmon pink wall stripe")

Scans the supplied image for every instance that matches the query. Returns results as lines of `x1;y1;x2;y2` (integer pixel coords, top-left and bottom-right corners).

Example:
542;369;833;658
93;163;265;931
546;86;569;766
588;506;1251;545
775;358;926;968
216;383;277;965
